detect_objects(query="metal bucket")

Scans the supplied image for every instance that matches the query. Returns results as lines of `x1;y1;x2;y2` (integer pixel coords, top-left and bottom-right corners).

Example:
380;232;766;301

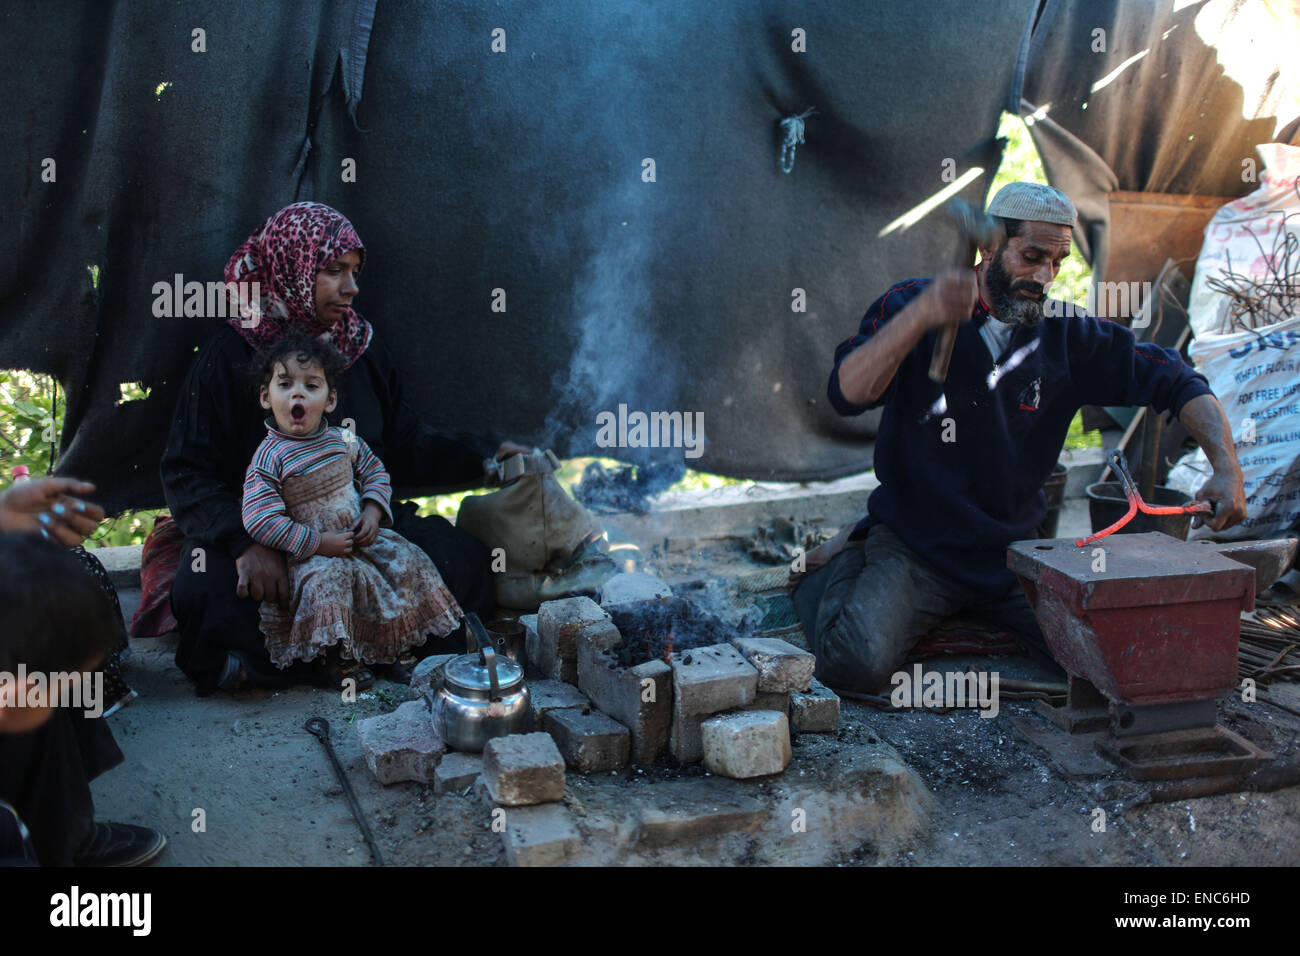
1085;482;1195;540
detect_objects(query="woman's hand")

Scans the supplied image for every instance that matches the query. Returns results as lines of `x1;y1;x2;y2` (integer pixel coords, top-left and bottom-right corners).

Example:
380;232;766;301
351;502;384;548
316;531;355;558
494;441;532;460
0;477;105;547
235;543;290;601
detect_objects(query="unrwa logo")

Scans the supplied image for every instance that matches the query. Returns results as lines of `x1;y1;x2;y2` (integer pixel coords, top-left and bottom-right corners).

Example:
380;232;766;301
1228;330;1300;359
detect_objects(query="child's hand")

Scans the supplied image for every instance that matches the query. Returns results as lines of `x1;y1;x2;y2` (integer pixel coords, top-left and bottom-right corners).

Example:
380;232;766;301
317;530;355;557
351;502;383;548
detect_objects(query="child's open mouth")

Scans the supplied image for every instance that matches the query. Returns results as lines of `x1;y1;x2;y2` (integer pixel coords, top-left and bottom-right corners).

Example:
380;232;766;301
290;403;306;424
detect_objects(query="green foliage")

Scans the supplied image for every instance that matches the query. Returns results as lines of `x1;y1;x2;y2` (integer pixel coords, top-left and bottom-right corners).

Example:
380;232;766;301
0;369;60;476
1;369;165;547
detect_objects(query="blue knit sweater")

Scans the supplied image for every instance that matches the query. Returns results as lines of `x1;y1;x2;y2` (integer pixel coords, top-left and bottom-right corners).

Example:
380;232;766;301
828;278;1214;596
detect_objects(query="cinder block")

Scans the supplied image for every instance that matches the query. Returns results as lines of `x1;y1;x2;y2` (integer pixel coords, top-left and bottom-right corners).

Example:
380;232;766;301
356;700;445;785
701;710;791;779
672;643;758;716
599;571;672;608
501;802;582;866
527;679;590;730
731;637;815;694
543;708;630;773
577;625;672;764
482;732;566;806
409;653;459;701
433;751;483;794
536;597;612;676
790;679;840;733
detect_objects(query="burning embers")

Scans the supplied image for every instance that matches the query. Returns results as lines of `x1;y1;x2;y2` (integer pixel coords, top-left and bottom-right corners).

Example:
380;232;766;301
607;597;748;668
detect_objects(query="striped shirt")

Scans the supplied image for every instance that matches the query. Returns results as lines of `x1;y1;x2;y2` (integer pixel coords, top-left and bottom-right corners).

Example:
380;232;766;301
242;420;394;559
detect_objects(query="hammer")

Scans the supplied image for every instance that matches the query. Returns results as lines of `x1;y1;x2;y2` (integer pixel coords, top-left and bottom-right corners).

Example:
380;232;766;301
928;198;1006;383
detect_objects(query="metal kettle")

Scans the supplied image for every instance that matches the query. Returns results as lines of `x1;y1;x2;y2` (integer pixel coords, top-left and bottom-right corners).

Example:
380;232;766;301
430;613;531;752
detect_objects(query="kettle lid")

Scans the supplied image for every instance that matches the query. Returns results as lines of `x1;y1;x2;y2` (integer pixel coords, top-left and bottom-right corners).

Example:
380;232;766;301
444;652;525;695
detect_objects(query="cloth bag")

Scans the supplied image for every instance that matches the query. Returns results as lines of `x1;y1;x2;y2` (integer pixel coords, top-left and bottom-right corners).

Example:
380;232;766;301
457;450;603;574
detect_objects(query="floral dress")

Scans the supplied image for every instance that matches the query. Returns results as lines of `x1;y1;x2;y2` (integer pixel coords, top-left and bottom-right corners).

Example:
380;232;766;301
242;420;462;666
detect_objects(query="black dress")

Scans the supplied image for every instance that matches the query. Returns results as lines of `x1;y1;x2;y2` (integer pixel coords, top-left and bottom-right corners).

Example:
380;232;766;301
161;324;498;693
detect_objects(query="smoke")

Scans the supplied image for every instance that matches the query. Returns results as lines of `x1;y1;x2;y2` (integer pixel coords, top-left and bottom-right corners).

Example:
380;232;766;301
532;4;692;473
542;183;679;460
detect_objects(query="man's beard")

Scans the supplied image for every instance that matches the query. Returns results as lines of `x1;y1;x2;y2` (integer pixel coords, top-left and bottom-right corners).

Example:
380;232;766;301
986;248;1047;326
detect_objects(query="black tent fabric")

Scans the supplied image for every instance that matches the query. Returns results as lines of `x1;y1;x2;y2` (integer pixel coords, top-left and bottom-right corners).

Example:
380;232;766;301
3;1;1294;515
1019;0;1300;282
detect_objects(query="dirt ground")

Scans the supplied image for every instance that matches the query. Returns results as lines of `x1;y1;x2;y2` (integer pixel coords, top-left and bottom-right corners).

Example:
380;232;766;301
92;496;1300;866
91;635;1300;867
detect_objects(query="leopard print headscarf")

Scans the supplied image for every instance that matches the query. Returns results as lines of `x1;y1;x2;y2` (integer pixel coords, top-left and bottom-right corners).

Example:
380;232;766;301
224;202;373;368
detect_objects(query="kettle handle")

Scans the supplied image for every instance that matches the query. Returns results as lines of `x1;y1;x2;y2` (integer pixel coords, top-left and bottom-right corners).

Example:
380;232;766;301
466;613;501;700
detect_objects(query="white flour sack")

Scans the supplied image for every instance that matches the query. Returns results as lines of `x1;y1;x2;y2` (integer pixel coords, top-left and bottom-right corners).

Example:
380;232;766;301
1166;314;1300;540
1188;143;1300;338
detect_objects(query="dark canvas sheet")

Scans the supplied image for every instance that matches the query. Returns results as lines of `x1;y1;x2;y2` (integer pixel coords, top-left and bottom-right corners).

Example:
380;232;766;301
4;1;1293;513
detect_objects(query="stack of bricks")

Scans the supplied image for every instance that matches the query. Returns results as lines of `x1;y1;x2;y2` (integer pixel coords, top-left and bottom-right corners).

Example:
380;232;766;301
531;583;840;779
476;584;841;783
479;733;582;867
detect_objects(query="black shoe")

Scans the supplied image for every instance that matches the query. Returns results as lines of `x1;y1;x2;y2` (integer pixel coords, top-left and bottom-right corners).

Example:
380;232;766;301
74;822;167;867
216;652;249;693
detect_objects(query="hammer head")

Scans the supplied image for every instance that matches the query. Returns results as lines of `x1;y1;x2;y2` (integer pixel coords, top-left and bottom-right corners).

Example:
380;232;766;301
947;198;1006;253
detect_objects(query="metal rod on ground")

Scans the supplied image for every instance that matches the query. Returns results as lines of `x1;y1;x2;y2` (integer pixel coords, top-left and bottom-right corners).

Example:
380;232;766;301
305;716;385;866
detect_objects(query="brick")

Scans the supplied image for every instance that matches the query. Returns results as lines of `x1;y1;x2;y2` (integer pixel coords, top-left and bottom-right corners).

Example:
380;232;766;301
790;679;840;733
520;614;540;672
433;751;483;794
482;732;566;806
526;679;590;730
356;700;445;785
409;653;459;701
636;800;766;847
544;707;629;772
599;571;672;608
501;802;582;866
536;597;612;675
701;710;791;779
672;643;758;716
730;637;815;694
669;705;705;764
548;655;579;685
745;690;791;716
673;672;782;765
577;625;672;763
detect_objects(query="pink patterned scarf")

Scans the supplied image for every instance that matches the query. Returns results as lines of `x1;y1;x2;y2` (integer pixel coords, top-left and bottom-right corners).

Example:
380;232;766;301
224;202;373;368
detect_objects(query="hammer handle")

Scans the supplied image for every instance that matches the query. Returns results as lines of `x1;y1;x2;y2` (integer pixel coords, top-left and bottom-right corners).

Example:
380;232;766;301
929;322;959;383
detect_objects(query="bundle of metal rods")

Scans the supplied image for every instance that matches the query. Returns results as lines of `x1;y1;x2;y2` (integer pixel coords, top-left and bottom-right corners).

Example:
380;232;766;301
1239;604;1300;684
1204;187;1300;334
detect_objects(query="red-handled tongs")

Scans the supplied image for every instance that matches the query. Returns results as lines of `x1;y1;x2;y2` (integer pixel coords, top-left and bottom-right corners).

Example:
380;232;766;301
1074;449;1214;548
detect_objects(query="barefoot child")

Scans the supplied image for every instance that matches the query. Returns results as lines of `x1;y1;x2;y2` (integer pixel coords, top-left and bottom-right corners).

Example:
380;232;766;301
241;334;463;688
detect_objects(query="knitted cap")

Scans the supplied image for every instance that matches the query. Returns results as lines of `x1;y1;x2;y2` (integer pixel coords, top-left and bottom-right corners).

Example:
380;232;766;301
987;181;1077;227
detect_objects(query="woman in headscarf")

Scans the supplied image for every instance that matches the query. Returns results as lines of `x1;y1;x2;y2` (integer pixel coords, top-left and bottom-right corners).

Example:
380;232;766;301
161;202;525;694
